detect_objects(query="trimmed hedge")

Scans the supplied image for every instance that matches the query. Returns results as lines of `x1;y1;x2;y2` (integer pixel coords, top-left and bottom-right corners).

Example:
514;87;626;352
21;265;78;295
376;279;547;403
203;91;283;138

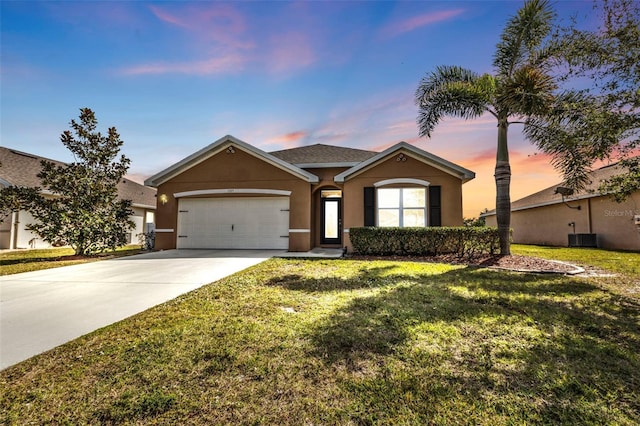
349;226;500;258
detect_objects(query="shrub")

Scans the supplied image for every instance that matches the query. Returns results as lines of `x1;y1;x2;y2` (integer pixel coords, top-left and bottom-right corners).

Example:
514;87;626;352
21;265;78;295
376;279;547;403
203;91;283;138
349;227;500;258
137;230;155;251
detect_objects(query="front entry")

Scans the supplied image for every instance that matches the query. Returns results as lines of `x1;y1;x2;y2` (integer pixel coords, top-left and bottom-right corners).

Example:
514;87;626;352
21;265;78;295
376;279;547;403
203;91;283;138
321;190;342;245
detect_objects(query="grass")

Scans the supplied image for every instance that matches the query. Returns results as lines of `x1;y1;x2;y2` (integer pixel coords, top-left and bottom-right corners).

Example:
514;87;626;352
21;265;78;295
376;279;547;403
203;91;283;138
512;244;640;276
0;246;144;276
1;247;639;425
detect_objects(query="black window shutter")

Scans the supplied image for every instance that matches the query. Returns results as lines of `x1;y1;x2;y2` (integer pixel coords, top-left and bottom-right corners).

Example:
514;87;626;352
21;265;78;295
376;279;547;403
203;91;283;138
364;187;375;226
429;186;441;227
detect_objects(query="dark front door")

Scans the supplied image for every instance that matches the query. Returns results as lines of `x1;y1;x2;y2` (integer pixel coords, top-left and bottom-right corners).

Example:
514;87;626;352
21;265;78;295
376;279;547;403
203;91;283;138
321;197;342;245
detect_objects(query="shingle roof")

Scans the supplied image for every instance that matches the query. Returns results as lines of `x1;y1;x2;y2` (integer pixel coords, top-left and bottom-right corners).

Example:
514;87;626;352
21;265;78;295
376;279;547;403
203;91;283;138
0;147;60;188
482;162;629;215
0;146;156;208
117;177;157;208
269;144;378;165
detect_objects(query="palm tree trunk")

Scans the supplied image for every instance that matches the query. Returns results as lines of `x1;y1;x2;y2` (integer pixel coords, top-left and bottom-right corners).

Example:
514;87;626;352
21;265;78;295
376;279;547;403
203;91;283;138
495;115;511;255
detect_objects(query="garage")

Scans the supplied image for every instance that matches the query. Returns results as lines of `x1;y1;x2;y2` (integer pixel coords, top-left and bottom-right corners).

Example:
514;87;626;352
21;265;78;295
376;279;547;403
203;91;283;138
176;197;290;249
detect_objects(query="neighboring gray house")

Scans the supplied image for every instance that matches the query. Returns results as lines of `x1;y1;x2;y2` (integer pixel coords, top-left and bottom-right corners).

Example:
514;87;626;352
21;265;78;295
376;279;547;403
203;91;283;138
0;146;156;250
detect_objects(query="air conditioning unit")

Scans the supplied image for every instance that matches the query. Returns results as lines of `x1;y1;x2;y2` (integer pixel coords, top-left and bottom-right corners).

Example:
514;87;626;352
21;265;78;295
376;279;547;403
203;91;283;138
568;233;597;248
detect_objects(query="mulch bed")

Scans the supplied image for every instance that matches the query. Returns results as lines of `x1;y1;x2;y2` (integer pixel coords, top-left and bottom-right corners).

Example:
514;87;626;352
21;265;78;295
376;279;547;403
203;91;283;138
347;253;583;274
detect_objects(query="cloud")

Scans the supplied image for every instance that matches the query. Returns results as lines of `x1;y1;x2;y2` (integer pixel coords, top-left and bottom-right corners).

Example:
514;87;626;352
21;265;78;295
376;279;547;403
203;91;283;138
460;148;495;168
368;140;399;152
149;4;253;50
427;115;498;136
121;54;246;76
312;133;351;144
266;32;317;74
149;5;184;28
311;92;413;144
253;89;423;154
124;4;323;77
381;9;465;38
458;148;562;217
0;62;45;82
513;151;555;169
247;90;414;153
265;131;308;149
450;146;555;174
120;4;255;76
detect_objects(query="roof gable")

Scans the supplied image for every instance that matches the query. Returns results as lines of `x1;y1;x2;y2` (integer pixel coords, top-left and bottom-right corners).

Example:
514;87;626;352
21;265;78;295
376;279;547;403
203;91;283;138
144;135;319;187
269;144;377;167
334;142;475;183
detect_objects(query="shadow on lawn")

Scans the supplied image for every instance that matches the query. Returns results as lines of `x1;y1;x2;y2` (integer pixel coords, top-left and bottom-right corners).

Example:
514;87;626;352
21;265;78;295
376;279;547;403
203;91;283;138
268;263;640;422
267;265;398;292
0;256;72;266
0;249;143;266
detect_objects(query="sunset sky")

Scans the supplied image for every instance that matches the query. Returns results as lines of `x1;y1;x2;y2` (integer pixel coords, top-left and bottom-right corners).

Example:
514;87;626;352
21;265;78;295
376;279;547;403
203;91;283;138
1;1;599;218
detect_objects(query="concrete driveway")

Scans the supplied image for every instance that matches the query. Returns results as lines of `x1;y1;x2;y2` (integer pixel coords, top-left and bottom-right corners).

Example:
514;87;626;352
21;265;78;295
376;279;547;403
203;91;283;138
0;249;283;370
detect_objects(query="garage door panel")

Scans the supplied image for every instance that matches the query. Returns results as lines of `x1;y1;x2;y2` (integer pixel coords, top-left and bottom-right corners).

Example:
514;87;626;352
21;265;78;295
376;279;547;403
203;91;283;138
177;197;289;249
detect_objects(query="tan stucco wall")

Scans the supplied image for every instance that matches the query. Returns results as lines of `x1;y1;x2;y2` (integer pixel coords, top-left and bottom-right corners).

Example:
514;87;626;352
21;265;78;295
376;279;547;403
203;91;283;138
154;148;312;251
152;147;470;252
341;153;466;251
591;194;640;250
484;191;640;251
306;167;348;186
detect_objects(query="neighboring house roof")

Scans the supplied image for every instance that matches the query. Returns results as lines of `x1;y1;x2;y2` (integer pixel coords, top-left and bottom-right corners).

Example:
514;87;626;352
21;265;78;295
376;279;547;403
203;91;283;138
0;147;58;188
0;146;156;208
117;178;157;208
335;142;476;183
145;135;320;187
270;144;378;168
481;162;628;216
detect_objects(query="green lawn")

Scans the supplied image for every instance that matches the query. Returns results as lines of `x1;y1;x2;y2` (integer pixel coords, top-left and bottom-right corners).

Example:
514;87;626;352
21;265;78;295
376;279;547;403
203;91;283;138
0;246;144;276
512;244;640;276
1;247;638;425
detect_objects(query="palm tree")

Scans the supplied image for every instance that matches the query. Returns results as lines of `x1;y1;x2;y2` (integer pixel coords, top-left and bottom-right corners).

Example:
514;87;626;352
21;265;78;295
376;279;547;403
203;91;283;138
415;0;557;255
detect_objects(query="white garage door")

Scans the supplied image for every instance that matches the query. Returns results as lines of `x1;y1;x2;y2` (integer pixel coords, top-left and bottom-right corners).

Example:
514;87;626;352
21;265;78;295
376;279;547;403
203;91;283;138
177;197;289;249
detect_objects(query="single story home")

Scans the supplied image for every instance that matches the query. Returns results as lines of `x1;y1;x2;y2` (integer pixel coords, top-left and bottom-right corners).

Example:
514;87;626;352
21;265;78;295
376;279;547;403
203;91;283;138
0;146;157;250
145;135;475;252
481;163;640;251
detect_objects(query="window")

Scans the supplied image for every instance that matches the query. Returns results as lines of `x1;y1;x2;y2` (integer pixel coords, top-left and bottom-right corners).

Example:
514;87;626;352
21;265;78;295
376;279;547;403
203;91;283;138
321;189;342;198
377;187;426;227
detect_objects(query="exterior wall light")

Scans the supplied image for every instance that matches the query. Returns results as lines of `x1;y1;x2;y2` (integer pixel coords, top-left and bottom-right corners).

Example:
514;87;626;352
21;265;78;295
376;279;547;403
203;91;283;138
396;154;407;162
158;194;169;205
226;146;236;154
